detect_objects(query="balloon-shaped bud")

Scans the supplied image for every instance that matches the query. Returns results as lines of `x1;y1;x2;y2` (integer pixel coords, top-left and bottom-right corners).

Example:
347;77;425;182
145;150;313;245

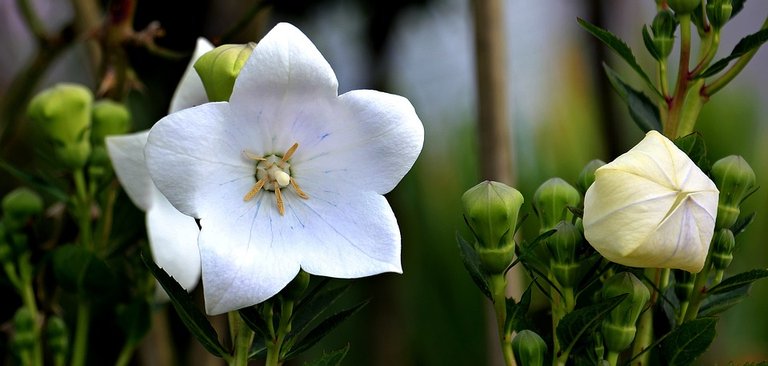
12;308;36;351
710;155;755;229
27;83;93;169
601;272;650;353
583;131;719;273
194;43;256;102
668;0;701;14
46;315;69;357
91;100;131;146
674;269;695;303
533;178;580;234
547;221;583;288
711;228;735;271
462;181;523;274
706;0;733;29
2;188;43;230
651;10;678;58
512;330;548;366
577;159;606;195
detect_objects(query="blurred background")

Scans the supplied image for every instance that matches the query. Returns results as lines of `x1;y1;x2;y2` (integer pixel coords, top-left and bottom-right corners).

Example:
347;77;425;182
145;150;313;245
1;0;767;364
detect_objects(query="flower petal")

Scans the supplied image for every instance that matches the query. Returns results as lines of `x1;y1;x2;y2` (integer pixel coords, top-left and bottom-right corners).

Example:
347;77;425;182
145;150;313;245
147;190;202;299
106;131;153;211
145;103;255;218
293;90;424;194
169;37;214;113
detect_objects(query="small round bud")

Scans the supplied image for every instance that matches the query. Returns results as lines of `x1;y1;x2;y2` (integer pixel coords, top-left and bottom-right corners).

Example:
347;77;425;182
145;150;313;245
576;159;606;194
46;316;69;356
668;0;701;14
2;188;43;230
462;181;524;249
194;43;256;102
282;270;310;300
27;83;93;169
711;155;755;229
601;272;649;353
547;221;583;287
13;308;36;334
651;10;678;58
512;330;547;366
711;228;735;271
533;178;580;233
91;100;131;146
706;0;733;29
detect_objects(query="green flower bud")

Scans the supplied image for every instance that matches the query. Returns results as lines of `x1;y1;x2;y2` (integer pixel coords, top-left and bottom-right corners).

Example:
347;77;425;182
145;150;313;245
711;155;755;229
46;316;69;357
711;228;735;271
282;270;310;300
674;269;695;303
194;43;256;102
547;221;583;288
668;0;701;14
27;83;93;169
91;100;131;146
2;188;43;230
512;330;547;366
576;159;606;194
651;10;678;58
706;0;733;29
462;181;523;249
533;178;580;233
601;272;649;353
13;308;36;335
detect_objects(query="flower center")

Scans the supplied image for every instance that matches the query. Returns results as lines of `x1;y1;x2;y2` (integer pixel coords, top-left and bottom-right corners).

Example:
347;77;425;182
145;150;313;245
243;143;309;215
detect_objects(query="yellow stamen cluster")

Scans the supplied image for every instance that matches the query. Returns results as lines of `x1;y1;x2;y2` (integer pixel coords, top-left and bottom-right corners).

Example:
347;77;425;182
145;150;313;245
243;142;309;215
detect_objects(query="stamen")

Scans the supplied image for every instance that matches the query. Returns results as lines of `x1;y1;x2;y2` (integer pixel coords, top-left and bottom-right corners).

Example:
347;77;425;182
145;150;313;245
243;150;266;161
281;143;299;163
291;179;309;199
244;178;266;201
274;183;285;215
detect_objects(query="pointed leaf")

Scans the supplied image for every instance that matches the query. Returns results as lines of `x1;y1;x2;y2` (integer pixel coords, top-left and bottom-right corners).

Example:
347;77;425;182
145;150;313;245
674;133;710;172
707;269;768;295
504;285;532;334
577;18;662;99
0;159;68;202
660;317;717;366
249;337;267;359
642;25;661;60
699;28;768;78
603;63;662;133
52;244;116;296
303;344;351;366
141;253;227;357
289;283;352;339
698;284;750;317
556;294;627;354
731;212;755;237
285;300;368;359
238;307;271;339
456;232;492;300
732;0;746;18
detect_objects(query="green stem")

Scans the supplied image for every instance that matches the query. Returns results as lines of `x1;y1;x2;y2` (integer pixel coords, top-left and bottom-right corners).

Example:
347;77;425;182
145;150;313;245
265;299;294;366
606;350;619;366
114;343;135;366
16;0;47;41
707;14;768;96
73;169;93;250
658;59;670;98
630;268;657;365
18;256;42;366
489;274;514;366
70;302;90;366
229;312;255;366
684;261;712;322
664;13;692;138
691;31;720;77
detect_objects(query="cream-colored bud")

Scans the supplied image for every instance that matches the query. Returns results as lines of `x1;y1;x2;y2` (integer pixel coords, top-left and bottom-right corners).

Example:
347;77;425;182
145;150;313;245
583;131;719;272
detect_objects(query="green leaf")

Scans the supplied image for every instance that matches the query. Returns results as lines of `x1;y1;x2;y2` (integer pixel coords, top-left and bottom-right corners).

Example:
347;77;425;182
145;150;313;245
289;283;352;340
141;253;227;358
556;294;626;354
642;25;661;60
303;344;350;366
731;212;755;237
674;133;710;172
116;299;151;347
52;244;116;295
285;300;368;359
698;284;750;317
238;307;270;339
0;159;68;202
660;317;717;366
707;269;768;295
699;28;768;78
577;18;662;99
603;63;662;133
248;337;267;359
504;285;532;334
732;0;746;18
456;232;492;300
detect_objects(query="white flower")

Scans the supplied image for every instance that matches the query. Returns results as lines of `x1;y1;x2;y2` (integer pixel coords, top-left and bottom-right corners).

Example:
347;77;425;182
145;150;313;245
106;37;213;300
583;130;719;273
144;23;424;315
